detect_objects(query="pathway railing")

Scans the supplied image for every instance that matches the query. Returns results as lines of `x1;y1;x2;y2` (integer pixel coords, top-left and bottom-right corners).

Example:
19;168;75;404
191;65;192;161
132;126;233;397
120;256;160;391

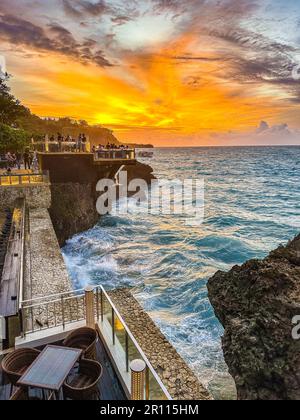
94;149;136;160
19;285;171;400
0;171;50;186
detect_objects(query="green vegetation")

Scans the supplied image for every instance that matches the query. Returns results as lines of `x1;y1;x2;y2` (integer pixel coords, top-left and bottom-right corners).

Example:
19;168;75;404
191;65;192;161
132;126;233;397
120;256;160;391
0;123;31;153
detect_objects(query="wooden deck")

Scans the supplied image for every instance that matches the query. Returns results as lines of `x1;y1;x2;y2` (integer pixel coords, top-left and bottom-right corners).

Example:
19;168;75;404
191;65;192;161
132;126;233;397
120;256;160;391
0;337;127;400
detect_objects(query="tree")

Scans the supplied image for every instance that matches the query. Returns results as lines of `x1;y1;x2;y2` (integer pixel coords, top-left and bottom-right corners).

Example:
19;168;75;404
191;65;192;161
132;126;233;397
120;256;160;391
0;76;29;125
0;123;31;153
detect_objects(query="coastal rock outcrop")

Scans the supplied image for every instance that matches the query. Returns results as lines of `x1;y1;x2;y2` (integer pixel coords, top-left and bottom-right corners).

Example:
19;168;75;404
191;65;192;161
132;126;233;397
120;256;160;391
49;161;155;245
207;234;300;400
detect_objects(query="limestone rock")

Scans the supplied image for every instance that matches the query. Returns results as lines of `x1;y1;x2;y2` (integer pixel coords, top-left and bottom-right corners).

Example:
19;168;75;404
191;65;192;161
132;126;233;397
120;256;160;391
207;234;300;400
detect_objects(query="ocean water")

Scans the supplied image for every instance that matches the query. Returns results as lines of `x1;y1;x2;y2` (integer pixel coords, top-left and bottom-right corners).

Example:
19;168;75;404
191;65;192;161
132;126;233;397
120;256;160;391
62;146;300;399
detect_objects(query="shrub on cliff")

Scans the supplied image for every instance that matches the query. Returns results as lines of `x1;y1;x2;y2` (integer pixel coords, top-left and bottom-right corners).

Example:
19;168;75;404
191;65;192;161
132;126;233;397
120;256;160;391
0;123;31;153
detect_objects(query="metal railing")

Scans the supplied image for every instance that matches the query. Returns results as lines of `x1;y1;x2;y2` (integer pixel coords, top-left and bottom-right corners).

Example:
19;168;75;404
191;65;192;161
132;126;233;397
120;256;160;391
32;141;85;153
31;141;136;160
94;149;136;160
19;285;172;400
20;288;86;335
0;171;50;186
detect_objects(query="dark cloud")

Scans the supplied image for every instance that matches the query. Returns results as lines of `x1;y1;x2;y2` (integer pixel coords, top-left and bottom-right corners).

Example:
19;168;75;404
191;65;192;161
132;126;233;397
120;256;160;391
111;15;133;26
209;27;300;102
62;0;109;18
0;14;113;67
152;0;257;19
171;0;300;103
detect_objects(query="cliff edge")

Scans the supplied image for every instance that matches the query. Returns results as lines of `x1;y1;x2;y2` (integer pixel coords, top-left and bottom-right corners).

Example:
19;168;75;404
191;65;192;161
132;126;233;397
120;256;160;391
49;161;155;245
207;234;300;400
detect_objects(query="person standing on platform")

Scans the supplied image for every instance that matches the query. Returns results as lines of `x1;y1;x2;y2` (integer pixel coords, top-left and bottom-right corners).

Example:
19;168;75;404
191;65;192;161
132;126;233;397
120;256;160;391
77;134;82;153
23;148;31;170
82;134;87;152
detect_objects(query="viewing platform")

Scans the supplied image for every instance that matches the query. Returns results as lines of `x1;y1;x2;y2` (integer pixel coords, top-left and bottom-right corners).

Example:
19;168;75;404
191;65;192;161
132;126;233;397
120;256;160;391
32;140;136;164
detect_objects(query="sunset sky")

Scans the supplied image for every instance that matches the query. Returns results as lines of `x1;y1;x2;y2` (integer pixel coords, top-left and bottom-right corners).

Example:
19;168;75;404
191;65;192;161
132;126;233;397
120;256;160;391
0;0;300;145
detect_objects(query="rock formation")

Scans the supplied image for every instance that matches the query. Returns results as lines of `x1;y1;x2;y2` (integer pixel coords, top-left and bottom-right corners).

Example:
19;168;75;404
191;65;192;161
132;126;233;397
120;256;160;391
207;234;300;400
49;161;155;245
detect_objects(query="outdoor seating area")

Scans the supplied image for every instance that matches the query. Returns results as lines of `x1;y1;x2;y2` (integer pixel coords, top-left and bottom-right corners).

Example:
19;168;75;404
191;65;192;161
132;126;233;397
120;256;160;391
0;327;126;401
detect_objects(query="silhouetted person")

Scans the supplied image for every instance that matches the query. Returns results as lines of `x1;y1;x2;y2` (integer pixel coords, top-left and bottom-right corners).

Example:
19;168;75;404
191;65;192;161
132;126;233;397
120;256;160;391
82;134;87;152
23;149;31;170
15;152;22;170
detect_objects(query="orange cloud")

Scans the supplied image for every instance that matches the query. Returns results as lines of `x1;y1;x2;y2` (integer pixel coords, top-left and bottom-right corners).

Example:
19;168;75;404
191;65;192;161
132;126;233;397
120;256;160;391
6;22;300;146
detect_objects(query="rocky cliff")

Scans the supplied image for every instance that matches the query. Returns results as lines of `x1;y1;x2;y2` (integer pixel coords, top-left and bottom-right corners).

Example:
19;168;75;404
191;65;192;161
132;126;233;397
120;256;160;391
207;234;300;400
49;161;155;246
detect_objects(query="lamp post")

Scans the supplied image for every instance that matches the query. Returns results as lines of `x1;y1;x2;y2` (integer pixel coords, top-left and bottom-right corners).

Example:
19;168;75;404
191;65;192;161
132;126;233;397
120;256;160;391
85;285;95;329
130;359;146;400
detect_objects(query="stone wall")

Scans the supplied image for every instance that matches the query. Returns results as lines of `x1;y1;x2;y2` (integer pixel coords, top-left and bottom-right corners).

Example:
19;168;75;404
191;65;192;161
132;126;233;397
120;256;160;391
0;184;51;210
109;288;212;400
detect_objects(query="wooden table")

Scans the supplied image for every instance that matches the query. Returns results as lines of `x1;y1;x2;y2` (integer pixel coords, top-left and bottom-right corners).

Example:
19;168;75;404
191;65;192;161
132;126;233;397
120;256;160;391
17;345;82;399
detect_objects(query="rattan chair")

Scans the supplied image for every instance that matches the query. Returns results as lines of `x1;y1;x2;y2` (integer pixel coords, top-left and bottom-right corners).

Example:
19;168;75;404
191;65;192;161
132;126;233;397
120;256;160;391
10;388;55;400
63;359;103;400
1;348;41;396
62;327;97;360
9;388;29;400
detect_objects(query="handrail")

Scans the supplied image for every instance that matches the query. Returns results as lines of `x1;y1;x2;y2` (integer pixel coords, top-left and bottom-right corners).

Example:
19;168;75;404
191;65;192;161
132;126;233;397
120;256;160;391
99;285;172;400
17;200;26;311
21;293;85;310
21;287;85;304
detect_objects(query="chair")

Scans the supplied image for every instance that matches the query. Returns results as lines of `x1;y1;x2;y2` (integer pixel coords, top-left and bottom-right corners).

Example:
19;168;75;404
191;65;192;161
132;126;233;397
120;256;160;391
9;388;29;400
63;359;103;400
1;348;41;396
10;388;55;400
62;327;97;360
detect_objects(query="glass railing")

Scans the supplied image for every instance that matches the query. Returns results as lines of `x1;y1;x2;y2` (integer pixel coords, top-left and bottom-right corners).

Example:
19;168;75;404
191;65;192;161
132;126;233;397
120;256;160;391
98;287;171;400
0;171;49;186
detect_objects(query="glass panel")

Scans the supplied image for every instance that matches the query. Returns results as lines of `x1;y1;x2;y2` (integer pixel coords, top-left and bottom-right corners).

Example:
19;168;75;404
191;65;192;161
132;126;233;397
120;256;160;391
22;176;30;184
114;313;126;353
128;336;143;364
1;176;10;185
148;369;168;400
102;293;112;326
10;176;19;185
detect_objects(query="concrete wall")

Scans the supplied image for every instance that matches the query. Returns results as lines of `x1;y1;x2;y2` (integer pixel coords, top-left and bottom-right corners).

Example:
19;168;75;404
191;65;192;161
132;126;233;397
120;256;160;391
0;184;51;210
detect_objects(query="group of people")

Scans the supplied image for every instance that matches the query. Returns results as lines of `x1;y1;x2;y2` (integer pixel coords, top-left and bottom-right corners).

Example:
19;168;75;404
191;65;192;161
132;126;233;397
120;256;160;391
3;149;38;172
91;143;130;153
47;133;88;152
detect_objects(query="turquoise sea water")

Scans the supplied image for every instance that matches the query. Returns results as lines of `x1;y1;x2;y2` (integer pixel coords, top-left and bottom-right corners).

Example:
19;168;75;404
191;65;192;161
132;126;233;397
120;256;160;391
62;147;300;399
